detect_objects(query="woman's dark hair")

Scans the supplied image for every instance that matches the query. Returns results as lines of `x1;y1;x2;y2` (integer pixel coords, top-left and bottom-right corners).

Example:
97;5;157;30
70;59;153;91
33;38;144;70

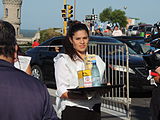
0;20;16;58
64;22;89;60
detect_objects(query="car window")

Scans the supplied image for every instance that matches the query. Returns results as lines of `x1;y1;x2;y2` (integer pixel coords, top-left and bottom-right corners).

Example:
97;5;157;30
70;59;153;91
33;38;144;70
49;38;64;52
127;40;150;54
128;25;134;30
89;37;137;55
133;26;138;30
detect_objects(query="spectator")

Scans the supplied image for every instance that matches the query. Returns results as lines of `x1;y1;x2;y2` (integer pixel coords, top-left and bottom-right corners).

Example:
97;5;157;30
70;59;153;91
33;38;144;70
103;26;112;36
150;66;160;120
112;26;123;36
0;20;58;120
54;23;105;120
95;28;103;36
32;39;40;48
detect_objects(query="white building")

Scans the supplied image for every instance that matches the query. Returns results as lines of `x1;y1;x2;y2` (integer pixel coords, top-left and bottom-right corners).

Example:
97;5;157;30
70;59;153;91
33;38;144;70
2;0;39;44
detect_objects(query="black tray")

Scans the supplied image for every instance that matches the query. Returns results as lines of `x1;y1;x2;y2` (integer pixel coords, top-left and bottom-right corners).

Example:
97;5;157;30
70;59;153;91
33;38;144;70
68;84;124;93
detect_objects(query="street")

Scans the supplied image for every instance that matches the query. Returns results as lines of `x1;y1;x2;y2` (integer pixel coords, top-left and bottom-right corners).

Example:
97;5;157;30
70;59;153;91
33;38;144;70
48;89;152;120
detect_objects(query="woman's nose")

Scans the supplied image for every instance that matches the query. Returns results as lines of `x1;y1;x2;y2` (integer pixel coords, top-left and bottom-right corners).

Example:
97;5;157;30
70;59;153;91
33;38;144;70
80;39;85;43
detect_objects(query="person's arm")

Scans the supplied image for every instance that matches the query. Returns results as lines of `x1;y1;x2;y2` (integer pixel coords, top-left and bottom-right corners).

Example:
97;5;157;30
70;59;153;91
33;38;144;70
25;64;32;75
54;57;87;100
61;91;87;99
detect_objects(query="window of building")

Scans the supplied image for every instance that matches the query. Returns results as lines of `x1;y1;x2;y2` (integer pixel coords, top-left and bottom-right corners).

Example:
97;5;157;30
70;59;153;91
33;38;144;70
17;9;20;18
17;27;19;36
5;8;8;17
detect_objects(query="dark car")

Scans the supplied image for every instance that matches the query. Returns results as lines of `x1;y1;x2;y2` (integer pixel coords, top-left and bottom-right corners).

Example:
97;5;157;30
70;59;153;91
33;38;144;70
26;36;152;93
113;36;151;54
138;24;152;32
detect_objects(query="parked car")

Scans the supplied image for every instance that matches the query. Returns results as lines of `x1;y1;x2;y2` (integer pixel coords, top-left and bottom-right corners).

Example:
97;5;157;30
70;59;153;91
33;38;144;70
126;25;136;36
145;26;154;38
113;36;151;54
138;24;153;37
26;36;153;93
130;26;140;36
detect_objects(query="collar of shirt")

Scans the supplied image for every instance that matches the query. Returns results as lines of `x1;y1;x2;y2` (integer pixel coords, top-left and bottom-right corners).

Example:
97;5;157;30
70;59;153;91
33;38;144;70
73;52;88;61
0;59;14;68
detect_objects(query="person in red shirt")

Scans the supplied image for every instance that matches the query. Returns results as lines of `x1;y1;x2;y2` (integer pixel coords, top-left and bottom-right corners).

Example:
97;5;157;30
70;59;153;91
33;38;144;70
32;39;40;48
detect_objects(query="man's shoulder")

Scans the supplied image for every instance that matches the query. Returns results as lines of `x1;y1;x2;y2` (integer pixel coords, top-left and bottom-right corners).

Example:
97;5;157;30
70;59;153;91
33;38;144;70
14;69;45;88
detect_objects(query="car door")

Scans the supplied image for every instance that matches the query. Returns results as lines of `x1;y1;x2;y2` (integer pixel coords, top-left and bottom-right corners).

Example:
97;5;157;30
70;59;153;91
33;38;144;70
41;38;64;87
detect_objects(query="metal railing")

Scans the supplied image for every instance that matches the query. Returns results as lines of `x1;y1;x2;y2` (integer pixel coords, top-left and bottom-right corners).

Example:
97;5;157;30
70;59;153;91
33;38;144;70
20;42;131;119
88;42;131;120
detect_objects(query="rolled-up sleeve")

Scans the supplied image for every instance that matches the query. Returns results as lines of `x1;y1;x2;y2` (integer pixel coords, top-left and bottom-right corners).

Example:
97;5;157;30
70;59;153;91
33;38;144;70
54;57;70;97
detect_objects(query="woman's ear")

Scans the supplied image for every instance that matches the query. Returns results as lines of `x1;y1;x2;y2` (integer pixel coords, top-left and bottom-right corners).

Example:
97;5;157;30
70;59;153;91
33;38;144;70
69;37;73;44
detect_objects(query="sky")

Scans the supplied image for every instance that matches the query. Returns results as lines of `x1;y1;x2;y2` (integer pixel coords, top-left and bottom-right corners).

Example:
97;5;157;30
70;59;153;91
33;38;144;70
0;0;160;30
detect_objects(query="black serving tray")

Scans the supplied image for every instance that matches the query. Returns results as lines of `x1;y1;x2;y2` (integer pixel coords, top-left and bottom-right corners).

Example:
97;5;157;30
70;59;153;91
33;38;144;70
67;84;124;93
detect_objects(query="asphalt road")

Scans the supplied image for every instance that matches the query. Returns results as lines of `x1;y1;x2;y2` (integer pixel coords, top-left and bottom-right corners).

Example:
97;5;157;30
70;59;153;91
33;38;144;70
48;89;152;120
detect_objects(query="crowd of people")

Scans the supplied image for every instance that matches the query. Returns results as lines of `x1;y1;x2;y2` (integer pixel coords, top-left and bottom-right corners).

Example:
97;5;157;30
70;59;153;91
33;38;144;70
1;19;160;120
94;25;123;37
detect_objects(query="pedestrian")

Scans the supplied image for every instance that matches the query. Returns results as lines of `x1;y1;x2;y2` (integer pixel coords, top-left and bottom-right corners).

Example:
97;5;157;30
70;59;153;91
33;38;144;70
95;28;103;36
103;26;112;36
54;23;105;120
0;20;58;120
32;39;40;48
112;25;123;36
150;66;160;120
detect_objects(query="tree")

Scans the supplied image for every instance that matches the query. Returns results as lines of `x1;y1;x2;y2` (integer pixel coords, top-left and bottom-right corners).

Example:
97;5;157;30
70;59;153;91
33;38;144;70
111;9;128;28
40;28;62;43
99;7;112;23
99;7;128;28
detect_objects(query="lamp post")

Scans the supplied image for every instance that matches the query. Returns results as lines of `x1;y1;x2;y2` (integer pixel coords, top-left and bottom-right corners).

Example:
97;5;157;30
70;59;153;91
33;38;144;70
74;0;76;20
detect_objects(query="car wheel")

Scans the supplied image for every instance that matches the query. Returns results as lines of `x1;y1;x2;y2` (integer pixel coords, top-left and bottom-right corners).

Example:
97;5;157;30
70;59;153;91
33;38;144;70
31;65;43;80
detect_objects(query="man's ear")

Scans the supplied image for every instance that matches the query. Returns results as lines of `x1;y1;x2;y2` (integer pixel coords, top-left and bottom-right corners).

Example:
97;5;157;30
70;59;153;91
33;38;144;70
13;45;18;62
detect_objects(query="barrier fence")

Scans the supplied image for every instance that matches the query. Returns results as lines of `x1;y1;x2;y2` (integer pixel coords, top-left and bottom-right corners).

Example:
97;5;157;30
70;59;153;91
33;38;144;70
20;42;131;119
88;42;131;120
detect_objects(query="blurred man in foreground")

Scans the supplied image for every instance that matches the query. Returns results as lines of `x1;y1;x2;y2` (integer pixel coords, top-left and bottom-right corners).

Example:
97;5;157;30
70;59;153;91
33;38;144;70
0;20;57;120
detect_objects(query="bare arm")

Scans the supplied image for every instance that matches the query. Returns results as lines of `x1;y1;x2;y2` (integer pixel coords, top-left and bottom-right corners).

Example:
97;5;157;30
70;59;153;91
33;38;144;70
60;91;88;100
25;64;32;75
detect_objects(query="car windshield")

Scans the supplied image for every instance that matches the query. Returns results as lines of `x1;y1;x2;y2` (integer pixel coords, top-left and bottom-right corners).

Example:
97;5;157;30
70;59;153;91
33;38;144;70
128;25;134;30
133;26;138;30
145;26;152;32
89;37;137;55
126;40;151;54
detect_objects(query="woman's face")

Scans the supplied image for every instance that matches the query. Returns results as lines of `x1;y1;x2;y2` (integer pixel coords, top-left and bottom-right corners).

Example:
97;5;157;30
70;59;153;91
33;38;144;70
69;30;89;55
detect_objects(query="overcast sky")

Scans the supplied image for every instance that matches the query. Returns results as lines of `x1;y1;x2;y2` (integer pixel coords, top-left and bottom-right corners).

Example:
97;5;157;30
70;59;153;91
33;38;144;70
0;0;160;30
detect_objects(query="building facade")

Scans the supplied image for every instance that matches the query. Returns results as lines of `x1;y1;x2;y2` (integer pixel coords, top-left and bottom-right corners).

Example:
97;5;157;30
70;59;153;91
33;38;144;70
2;0;22;37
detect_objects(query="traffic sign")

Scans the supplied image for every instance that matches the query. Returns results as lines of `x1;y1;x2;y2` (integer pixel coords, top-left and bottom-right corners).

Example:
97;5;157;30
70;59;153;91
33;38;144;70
85;14;98;21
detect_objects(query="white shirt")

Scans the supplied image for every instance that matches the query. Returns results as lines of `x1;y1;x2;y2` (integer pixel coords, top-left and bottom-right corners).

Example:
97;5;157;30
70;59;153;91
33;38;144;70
112;29;123;36
54;53;105;118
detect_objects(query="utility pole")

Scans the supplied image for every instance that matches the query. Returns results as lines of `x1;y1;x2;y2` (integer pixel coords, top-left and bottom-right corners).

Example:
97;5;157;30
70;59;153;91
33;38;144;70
61;0;73;36
63;0;67;36
91;8;95;35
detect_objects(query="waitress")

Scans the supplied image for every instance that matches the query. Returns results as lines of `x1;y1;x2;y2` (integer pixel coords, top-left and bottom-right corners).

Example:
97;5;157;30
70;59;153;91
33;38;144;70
54;23;105;120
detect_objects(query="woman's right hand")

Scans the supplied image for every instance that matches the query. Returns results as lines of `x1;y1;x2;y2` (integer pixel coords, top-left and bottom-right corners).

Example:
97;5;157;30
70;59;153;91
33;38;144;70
61;91;87;100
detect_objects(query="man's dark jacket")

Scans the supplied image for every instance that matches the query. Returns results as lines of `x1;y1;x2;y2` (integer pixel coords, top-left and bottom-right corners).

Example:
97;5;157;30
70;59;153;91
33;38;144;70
0;60;57;120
